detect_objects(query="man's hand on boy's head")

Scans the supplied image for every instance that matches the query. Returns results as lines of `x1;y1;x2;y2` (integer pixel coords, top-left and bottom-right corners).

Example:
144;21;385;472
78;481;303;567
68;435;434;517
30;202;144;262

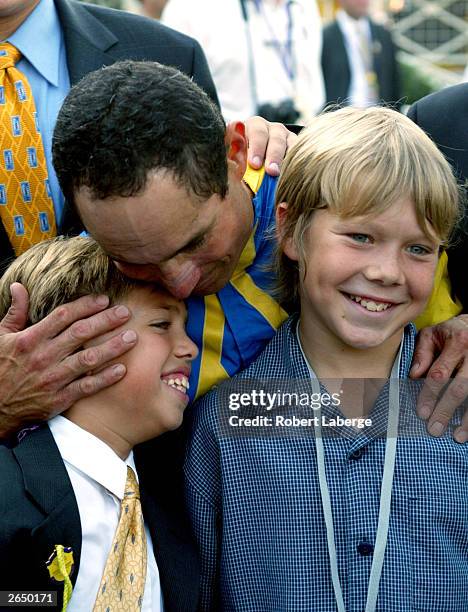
244;117;298;176
0;283;137;439
410;314;468;443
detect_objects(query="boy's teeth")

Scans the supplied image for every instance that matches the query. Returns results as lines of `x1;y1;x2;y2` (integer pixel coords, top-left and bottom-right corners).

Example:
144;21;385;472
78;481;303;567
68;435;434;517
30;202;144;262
349;294;391;312
162;376;190;393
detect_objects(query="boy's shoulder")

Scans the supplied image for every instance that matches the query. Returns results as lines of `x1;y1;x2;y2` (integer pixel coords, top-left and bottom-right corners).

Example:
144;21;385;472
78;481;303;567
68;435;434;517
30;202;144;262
0;424;71;516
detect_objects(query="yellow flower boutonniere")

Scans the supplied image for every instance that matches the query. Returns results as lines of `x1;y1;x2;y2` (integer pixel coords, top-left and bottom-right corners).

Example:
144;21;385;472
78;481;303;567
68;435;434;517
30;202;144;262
46;545;74;612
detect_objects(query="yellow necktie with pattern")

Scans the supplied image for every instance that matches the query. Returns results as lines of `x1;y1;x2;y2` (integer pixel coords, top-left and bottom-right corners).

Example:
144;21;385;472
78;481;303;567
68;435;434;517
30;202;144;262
94;466;148;611
0;42;56;256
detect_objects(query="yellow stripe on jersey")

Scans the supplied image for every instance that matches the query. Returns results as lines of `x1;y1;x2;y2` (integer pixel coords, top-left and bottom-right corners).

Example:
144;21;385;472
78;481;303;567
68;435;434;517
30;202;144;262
196;293;229;398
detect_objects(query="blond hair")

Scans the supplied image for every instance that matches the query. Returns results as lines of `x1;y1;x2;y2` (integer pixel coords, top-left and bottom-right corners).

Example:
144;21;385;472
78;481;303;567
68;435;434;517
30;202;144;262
0;236;153;324
275;106;461;312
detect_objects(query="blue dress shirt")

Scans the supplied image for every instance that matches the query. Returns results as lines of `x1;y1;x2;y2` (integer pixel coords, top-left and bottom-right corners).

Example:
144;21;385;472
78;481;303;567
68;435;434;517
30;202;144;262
8;0;70;224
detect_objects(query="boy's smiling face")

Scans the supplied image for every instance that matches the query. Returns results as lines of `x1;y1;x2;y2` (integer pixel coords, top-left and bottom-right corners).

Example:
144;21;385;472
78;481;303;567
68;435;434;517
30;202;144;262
72;285;198;453
284;197;440;351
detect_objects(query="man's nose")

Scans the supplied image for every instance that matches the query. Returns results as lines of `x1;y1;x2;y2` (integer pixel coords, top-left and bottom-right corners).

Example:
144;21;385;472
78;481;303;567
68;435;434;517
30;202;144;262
156;259;201;299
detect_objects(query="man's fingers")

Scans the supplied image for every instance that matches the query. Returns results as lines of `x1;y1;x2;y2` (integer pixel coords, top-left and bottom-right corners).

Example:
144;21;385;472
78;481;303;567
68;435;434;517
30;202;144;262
409;326;439;378
244;116;298;175
416;340;464;419
264;122;296;176
56;305;133;358
0;283;29;334
426;373;468;437
245;116;270;169
53;363;128;412
31;294;111;341
45;329;137;388
453;410;468;444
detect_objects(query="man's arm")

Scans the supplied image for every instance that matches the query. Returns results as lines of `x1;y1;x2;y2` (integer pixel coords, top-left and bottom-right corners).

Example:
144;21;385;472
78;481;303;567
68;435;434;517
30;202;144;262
407;90;468;442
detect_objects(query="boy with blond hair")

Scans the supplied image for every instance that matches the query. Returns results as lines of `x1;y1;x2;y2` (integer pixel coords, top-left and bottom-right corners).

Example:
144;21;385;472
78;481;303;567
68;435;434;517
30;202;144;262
185;107;468;611
0;236;198;611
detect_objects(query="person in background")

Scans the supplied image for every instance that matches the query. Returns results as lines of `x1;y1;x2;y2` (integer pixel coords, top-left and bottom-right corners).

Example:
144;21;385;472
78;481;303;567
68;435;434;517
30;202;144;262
162;0;325;123
321;0;401;108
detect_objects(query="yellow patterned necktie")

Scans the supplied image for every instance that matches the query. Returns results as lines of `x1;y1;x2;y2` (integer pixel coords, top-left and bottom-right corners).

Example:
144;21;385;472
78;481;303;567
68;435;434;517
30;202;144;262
0;42;56;256
94;466;148;611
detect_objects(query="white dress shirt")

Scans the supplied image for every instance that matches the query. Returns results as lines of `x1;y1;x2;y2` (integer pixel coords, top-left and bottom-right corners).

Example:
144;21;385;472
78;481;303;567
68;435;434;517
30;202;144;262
162;0;324;123
336;10;378;108
49;416;163;612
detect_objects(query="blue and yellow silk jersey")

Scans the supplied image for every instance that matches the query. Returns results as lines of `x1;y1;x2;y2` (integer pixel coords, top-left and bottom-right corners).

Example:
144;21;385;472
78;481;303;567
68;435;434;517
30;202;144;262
186;168;287;400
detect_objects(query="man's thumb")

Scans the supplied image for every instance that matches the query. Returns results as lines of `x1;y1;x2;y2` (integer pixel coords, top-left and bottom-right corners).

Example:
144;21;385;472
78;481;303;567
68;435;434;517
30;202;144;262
0;283;29;333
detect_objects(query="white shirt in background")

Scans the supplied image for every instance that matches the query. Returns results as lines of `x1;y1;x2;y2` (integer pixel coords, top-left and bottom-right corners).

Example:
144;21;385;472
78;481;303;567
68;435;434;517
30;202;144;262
162;0;324;123
336;9;378;107
48;415;163;612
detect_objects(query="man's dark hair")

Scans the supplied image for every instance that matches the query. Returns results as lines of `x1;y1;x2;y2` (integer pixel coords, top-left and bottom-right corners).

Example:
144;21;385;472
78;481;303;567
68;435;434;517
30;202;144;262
52;60;228;204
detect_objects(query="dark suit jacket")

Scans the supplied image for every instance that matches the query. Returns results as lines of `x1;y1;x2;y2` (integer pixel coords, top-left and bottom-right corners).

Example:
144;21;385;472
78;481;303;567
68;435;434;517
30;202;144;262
407;84;468;311
321;19;401;108
0;0;218;272
0;425;200;612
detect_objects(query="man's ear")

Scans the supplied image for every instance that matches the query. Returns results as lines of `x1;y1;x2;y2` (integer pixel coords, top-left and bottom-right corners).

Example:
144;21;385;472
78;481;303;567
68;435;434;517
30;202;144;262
225;121;248;179
276;202;299;261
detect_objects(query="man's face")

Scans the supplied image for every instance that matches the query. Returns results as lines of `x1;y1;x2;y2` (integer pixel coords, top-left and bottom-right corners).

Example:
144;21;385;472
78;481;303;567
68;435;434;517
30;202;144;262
340;0;370;19
0;0;39;20
76;169;254;299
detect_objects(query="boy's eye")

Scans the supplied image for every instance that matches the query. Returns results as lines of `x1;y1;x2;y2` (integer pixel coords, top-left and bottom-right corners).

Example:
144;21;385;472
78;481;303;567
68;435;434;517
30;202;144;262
151;321;171;330
349;233;371;244
407;244;432;256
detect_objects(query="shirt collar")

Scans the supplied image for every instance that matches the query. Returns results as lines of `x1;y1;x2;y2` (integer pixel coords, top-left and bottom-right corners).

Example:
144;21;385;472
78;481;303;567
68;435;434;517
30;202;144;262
49;415;137;501
8;0;61;87
289;316;416;380
336;9;370;36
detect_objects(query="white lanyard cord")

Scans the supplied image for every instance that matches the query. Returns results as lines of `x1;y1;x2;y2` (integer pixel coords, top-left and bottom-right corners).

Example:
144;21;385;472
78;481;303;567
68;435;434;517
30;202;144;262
297;322;402;612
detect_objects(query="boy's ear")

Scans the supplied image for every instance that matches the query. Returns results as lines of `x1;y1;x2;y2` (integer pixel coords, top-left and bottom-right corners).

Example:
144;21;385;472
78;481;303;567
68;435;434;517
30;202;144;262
225;121;247;180
276;202;299;261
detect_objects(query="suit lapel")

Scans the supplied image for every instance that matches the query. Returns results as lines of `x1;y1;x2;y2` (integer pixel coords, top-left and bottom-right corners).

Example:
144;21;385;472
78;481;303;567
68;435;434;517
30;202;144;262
54;0;119;84
13;426;82;601
333;22;351;100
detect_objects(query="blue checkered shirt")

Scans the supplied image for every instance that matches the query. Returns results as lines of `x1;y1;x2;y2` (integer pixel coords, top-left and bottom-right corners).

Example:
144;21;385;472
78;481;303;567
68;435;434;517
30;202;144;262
185;315;468;611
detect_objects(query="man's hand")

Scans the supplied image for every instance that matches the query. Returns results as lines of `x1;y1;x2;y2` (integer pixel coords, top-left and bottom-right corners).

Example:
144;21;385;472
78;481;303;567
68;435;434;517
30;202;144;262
410;315;468;443
244;117;298;176
0;283;137;439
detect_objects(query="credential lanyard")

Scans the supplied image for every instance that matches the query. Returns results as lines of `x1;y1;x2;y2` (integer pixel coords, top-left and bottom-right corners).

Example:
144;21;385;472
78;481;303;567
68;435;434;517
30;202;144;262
296;322;402;612
255;0;296;82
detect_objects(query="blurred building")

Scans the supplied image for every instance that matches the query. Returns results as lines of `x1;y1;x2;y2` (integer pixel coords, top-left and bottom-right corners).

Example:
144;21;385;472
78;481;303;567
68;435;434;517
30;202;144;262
319;0;468;86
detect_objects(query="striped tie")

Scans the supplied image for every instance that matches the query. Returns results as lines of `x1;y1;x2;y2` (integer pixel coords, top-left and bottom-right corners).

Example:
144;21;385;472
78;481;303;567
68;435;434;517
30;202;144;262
0;42;56;256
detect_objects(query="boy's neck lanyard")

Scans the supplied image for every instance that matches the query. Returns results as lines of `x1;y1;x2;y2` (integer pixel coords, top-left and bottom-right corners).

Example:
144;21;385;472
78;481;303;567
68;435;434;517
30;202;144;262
296;320;402;612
